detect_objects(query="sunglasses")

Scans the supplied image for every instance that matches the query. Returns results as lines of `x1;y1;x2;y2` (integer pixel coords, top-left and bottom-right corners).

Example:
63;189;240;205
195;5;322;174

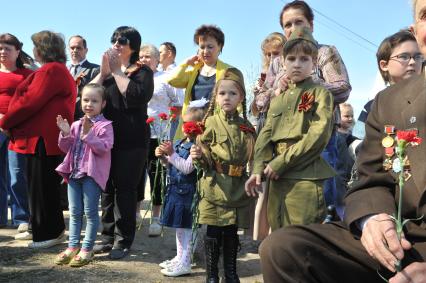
111;36;130;45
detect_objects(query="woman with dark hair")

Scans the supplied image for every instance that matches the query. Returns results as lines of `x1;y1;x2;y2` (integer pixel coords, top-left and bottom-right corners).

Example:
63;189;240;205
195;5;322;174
168;24;232;139
91;26;154;260
0;30;76;248
0;33;33;232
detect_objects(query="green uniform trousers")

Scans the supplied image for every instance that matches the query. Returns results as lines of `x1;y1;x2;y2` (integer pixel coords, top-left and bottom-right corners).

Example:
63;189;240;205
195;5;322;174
268;179;326;231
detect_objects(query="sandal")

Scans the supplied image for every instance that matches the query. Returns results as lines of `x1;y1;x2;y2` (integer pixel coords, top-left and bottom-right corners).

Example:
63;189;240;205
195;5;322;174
55;248;80;265
69;250;94;267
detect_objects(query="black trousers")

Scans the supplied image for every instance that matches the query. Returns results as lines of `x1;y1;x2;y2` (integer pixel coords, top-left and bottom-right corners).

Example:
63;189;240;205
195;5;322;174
27;139;65;242
137;139;162;205
101;147;147;249
259;222;426;283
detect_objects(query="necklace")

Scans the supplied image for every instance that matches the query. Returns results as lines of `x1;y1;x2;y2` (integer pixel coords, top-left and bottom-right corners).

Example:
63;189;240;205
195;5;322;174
202;65;216;76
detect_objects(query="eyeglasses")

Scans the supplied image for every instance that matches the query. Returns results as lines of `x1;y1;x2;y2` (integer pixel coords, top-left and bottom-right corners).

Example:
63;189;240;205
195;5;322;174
389;53;424;64
111;36;129;46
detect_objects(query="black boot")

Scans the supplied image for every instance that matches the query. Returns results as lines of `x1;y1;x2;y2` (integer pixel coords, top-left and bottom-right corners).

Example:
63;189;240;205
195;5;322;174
222;234;240;283
204;236;220;283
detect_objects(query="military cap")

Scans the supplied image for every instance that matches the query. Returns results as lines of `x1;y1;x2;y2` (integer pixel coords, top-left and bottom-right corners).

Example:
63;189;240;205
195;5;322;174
284;26;318;49
219;67;246;95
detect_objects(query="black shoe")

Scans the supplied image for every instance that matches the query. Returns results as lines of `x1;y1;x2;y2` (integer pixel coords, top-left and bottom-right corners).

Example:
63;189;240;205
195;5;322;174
222;234;240;283
93;242;113;254
205;236;220;283
109;247;130;260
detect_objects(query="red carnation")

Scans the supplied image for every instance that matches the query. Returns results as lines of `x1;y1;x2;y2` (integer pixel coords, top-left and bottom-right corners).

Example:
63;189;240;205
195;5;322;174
397;130;422;144
158;112;168;120
170;113;177;121
146;117;155;124
169;106;178;114
183;121;203;136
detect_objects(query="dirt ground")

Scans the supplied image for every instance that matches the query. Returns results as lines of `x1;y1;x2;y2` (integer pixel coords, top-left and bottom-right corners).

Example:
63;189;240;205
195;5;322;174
0;201;263;283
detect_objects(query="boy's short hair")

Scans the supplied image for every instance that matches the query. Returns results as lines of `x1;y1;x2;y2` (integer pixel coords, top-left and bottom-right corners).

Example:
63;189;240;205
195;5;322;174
376;29;417;83
283;39;318;60
82;83;107;101
185;107;205;122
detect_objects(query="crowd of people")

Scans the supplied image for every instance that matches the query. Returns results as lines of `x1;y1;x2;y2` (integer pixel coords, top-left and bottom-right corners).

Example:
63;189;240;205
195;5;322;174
1;0;426;282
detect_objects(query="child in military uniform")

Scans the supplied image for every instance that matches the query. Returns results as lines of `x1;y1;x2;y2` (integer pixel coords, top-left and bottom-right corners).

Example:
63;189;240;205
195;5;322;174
190;68;256;283
246;27;335;231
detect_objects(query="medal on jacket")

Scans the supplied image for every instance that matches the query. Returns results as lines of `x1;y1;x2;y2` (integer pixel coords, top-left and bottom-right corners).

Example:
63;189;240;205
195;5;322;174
382;125;395;148
382;125;396;171
382;146;395;171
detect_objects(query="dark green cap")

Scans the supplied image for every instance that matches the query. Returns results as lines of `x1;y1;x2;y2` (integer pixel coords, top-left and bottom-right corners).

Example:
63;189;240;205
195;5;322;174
219;67;246;95
284;26;318;49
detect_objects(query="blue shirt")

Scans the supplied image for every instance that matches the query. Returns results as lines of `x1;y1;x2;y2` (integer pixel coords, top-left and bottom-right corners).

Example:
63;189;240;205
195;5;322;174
191;73;216;101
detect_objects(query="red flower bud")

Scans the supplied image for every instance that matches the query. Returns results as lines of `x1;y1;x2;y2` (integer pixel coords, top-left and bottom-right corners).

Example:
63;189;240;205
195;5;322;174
158;112;168;120
146;117;155;124
169;106;178;114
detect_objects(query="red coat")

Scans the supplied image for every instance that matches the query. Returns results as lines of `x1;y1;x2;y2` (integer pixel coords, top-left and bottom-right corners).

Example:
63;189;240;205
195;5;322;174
0;62;77;155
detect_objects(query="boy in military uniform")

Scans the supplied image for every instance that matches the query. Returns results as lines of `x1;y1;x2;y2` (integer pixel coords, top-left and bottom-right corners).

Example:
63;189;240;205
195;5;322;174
246;27;335;231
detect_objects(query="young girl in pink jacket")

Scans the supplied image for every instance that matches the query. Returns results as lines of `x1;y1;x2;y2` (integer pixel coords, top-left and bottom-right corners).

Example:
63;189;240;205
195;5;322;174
55;83;114;267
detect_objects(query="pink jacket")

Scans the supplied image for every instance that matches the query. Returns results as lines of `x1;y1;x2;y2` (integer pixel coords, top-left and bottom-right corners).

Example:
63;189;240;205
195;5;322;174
55;116;114;190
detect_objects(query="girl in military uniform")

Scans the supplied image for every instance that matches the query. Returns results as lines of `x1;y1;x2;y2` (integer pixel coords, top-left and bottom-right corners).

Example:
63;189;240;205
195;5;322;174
190;68;255;283
246;27;335;231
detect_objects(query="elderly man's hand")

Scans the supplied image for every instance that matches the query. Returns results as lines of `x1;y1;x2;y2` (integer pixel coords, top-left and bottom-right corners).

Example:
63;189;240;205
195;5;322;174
361;213;411;272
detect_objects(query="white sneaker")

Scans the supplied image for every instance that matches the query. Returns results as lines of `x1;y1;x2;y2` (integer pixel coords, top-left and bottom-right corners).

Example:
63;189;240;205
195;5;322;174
159;257;178;269
28;232;66;249
17;223;29;233
149;222;162;237
15;231;32;240
161;264;191;277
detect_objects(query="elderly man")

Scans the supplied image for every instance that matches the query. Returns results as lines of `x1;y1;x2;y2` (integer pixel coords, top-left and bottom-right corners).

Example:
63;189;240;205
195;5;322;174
258;1;426;282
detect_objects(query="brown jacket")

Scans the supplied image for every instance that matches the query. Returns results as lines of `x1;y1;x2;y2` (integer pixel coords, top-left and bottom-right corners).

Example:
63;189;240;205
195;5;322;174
345;74;426;240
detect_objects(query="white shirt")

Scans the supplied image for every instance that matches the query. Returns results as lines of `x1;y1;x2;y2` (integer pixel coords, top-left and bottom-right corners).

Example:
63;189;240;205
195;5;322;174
148;70;181;139
160;63;185;106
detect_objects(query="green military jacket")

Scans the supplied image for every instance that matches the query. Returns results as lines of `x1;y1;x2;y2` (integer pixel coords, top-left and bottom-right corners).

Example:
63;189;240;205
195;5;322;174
197;110;255;227
253;77;336;180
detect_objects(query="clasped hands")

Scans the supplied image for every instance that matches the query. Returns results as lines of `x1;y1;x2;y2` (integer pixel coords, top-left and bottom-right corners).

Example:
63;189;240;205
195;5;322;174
56;115;92;137
100;49;122;79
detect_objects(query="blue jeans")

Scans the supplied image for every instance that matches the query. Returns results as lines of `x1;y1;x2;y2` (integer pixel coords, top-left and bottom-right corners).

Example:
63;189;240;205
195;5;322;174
8;150;30;225
68;176;101;250
0;133;9;225
321;132;345;219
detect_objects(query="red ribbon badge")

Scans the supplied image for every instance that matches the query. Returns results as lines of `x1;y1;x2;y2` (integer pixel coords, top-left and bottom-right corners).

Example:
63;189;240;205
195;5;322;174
298;92;315;112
